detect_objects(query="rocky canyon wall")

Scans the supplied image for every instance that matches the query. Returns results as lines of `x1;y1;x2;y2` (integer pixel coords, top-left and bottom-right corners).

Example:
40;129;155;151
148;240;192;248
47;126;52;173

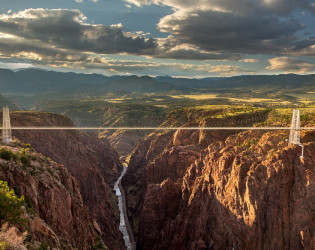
0;143;102;249
122;109;315;249
8;111;125;249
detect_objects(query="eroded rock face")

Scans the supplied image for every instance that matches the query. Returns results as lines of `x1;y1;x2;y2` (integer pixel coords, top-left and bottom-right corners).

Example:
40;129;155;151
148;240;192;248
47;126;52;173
9;112;125;249
100;130;144;157
0;146;100;249
161;131;315;250
122;112;315;249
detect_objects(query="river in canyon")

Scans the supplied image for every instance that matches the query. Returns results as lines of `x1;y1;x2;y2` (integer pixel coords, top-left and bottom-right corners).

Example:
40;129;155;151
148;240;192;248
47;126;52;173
114;164;135;250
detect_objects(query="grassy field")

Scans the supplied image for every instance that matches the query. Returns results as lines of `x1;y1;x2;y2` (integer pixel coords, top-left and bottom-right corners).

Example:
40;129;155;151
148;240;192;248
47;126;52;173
169;94;218;100
6;83;314;130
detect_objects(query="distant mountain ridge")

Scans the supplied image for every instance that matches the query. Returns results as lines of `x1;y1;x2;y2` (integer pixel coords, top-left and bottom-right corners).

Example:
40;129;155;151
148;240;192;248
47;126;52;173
0;68;187;95
0;68;314;95
0;68;123;95
154;74;315;89
98;75;187;93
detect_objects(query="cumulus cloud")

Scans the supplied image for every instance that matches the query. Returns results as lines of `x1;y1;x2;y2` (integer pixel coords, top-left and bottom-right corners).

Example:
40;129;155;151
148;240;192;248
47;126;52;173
0;8;239;63
125;0;255;14
266;57;315;73
0;9;157;55
126;0;315;56
125;0;315;15
0;38;252;76
154;36;242;60
0;31;245;76
0;4;314;75
158;10;308;54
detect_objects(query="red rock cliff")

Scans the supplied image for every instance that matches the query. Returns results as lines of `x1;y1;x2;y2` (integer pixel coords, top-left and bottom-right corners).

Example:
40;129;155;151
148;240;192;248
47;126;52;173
122;110;315;249
9;111;125;249
0;143;103;249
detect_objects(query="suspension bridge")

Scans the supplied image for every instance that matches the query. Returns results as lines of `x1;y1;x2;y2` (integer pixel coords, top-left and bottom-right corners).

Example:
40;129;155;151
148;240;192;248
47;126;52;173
2;107;314;158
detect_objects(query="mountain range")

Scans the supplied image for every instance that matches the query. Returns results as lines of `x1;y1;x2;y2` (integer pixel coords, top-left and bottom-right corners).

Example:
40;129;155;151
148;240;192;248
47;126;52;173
0;68;314;95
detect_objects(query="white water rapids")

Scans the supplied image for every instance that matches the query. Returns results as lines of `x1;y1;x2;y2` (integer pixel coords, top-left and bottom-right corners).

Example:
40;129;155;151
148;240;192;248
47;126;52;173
114;164;133;250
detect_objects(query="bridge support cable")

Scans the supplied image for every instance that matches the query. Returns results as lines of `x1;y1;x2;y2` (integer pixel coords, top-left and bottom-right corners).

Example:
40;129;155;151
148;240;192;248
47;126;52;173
289;109;304;159
2;107;12;144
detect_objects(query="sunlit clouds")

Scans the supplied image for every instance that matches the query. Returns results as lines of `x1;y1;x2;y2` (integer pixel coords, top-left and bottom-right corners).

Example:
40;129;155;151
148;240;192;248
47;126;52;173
266;57;315;73
0;0;314;76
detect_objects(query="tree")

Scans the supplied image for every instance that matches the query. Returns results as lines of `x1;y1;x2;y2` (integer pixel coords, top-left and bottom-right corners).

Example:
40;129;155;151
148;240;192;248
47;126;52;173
0;181;24;226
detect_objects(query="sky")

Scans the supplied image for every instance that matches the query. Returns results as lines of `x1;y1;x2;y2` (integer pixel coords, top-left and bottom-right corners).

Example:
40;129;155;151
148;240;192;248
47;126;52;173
0;0;314;77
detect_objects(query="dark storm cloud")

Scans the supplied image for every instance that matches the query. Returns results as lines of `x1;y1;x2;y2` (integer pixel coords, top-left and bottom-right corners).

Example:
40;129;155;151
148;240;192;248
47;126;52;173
258;0;315;16
154;35;243;60
0;9;157;54
158;10;307;55
0;8;240;62
127;0;315;56
127;0;315;15
0;33;246;76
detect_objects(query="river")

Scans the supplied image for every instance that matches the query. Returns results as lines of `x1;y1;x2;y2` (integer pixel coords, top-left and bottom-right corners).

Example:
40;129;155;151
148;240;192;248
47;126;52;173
114;164;135;250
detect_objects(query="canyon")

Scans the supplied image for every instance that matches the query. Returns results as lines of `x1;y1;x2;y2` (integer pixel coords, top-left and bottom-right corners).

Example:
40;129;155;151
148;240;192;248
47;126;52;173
6;111;126;249
0;108;314;249
122;109;315;249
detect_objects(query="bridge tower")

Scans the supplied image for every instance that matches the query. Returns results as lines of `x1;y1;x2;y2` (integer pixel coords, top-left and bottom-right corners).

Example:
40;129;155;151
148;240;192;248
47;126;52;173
2;107;12;144
289;109;304;159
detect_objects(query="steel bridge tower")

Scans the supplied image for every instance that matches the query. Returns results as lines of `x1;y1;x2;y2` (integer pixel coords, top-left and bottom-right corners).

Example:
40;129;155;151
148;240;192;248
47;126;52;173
2;107;12;144
289;109;304;159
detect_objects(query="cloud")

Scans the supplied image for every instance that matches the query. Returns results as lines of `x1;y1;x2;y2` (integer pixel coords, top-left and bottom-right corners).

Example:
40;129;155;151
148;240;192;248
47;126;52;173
0;5;314;75
126;0;315;56
125;0;255;13
110;23;124;29
266;57;315;73
125;0;150;7
125;0;315;15
0;8;238;62
0;62;34;70
167;63;255;75
158;10;306;55
258;0;314;15
207;65;255;75
0;9;157;55
154;36;242;60
0;41;253;76
240;59;259;63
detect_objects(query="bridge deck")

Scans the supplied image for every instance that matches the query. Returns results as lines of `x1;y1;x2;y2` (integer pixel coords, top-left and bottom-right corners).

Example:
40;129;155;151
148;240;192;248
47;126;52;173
2;126;315;130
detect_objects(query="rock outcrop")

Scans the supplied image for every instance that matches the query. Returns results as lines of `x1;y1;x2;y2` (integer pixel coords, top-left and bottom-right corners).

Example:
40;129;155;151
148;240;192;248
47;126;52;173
8;111;125;249
99;105;167;157
122;109;315;249
100;130;144;157
0;144;102;249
